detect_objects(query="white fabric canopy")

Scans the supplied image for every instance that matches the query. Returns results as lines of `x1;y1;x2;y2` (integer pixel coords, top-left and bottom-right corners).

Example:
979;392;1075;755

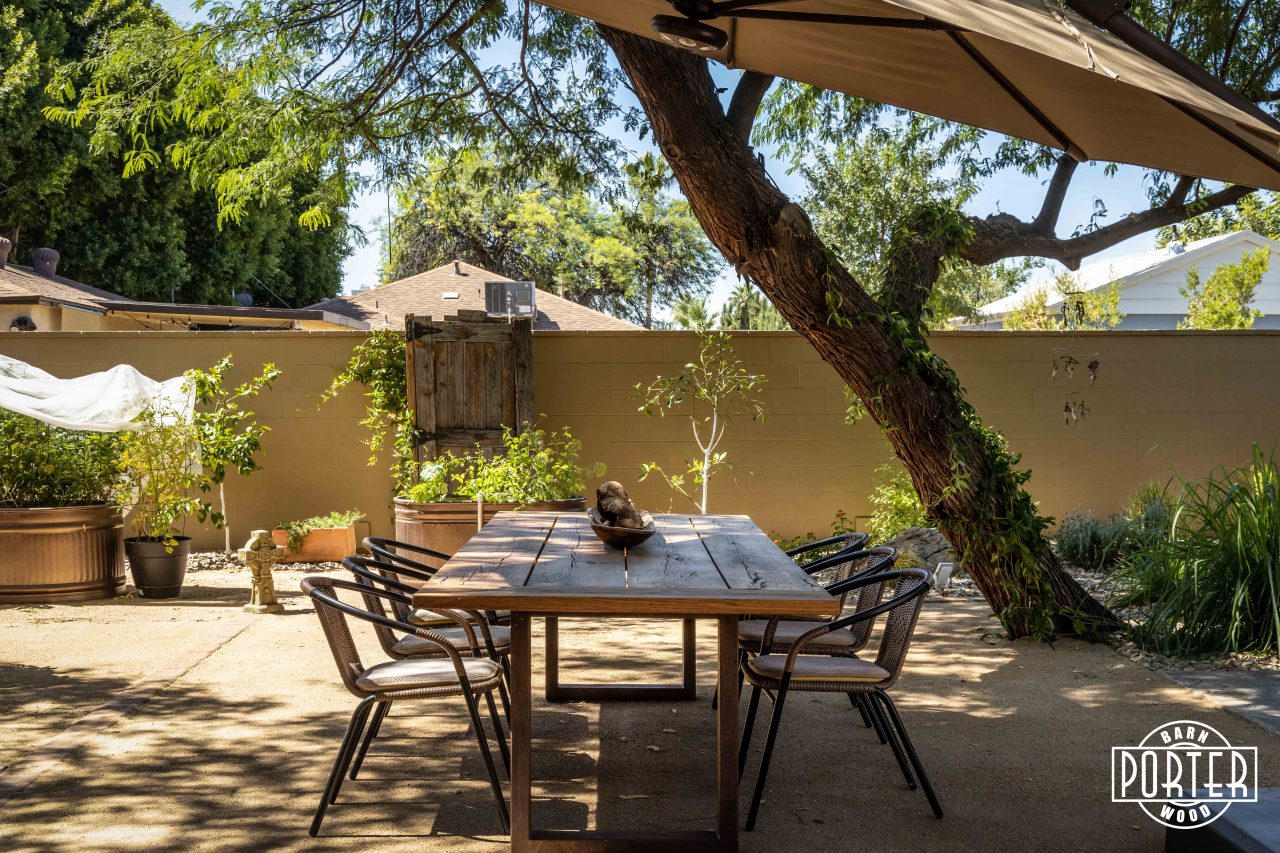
0;354;191;432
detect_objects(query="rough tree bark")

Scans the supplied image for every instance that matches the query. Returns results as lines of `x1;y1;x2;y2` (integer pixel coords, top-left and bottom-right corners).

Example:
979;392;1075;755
600;26;1121;637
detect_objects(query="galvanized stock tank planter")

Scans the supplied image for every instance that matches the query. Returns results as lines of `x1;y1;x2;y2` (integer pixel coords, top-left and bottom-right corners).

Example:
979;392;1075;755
0;503;125;603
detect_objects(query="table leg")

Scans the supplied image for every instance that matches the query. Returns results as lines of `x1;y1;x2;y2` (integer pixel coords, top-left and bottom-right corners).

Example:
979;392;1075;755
716;616;739;849
511;613;532;853
545;617;698;702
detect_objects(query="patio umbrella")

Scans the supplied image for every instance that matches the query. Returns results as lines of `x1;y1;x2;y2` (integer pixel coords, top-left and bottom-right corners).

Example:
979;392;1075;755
535;0;1280;191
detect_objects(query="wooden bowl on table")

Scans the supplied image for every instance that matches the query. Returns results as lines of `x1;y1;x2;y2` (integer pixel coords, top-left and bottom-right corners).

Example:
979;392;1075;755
587;508;656;549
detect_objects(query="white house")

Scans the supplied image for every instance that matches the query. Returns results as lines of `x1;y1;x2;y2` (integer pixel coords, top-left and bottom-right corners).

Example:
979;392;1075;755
966;229;1280;330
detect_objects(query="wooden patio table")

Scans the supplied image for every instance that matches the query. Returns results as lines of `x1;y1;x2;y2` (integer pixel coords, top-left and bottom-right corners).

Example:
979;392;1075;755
411;510;836;852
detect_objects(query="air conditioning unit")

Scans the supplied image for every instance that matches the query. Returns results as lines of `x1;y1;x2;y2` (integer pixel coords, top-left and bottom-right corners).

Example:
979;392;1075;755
484;280;537;318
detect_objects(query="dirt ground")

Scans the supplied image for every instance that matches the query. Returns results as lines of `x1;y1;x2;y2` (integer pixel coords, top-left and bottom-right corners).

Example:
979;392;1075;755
1;567;1276;852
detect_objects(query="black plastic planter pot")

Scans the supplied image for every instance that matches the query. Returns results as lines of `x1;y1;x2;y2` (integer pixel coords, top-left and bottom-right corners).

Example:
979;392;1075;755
124;536;192;599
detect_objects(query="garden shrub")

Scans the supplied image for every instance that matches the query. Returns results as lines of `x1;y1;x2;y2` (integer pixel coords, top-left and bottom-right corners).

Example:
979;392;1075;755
0;409;122;508
867;463;927;543
1115;445;1280;656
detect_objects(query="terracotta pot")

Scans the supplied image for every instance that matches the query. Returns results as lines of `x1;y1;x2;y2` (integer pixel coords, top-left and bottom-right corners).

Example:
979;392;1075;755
124;536;192;599
271;526;358;564
0;503;125;603
393;497;586;562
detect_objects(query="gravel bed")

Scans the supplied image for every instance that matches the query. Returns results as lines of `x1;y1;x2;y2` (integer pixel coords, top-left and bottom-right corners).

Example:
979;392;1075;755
129;550;346;575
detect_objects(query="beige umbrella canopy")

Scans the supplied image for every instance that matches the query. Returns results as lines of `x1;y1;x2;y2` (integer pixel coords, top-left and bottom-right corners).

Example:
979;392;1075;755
536;0;1280;191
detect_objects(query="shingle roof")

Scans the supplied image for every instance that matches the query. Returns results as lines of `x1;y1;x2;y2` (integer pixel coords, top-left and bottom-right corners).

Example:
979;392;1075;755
308;260;641;331
0;263;125;310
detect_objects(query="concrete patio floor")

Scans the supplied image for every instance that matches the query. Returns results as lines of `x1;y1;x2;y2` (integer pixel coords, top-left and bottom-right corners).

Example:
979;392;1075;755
2;568;1277;852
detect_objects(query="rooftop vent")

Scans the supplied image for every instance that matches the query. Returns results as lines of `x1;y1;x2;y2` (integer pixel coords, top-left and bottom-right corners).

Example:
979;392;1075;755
453;261;466;276
32;247;59;278
1168;240;1186;254
234;292;253;308
9;316;37;332
0;236;10;269
484;280;536;318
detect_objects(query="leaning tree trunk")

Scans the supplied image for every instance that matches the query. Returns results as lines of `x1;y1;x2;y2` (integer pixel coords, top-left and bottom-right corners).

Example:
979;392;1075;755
601;27;1119;638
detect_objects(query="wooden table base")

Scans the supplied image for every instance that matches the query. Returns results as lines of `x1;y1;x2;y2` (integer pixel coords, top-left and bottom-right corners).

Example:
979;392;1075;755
543;617;698;702
510;614;739;852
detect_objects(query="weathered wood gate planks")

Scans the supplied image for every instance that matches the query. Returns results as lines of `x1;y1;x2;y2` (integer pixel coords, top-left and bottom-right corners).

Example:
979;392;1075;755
404;310;533;465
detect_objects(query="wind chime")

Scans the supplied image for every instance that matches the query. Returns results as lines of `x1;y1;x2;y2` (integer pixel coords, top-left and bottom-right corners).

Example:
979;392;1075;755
1052;290;1100;427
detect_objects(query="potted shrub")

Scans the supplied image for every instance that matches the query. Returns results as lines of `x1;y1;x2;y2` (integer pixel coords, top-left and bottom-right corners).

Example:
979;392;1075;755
117;400;220;599
394;423;603;559
0;410;126;603
272;509;363;563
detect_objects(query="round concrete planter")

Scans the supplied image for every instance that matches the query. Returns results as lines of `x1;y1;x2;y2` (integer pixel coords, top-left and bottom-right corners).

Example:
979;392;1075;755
0;503;125;603
124;536;192;599
394;496;586;562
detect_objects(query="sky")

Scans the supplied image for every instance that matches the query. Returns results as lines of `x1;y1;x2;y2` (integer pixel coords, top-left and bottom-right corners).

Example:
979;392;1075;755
158;0;1169;314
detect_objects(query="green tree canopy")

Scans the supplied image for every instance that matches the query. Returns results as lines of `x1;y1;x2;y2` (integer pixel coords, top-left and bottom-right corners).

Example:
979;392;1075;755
388;151;720;326
1;0;350;305
720;280;788;330
800;133;1031;326
1180;247;1271;329
1003;274;1124;331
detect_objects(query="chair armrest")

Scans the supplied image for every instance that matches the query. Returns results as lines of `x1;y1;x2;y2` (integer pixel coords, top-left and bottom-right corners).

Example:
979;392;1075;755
787;531;868;560
782;569;930;671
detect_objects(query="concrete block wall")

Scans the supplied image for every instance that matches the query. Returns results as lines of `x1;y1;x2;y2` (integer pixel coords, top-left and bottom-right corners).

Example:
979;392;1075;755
4;328;1280;549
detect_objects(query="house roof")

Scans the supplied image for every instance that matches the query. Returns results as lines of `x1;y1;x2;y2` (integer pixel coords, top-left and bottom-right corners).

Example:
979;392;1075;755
0;260;366;329
0;263;124;312
308;260;642;331
979;229;1280;317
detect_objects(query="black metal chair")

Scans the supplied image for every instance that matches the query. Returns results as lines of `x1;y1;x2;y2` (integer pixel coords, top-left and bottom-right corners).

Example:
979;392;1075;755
301;576;509;836
343;555;514;719
785;531;869;566
364;535;510;625
711;545;893;711
738;567;942;830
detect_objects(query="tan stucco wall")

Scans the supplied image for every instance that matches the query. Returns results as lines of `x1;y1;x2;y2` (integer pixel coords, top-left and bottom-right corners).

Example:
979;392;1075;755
3;329;1279;549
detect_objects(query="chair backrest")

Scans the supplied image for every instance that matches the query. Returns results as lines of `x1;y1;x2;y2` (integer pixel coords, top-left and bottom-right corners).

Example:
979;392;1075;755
815;545;896;613
841;547;897;649
787;530;870;562
302;575;369;698
343;556;417;657
872;570;932;688
364;536;448;579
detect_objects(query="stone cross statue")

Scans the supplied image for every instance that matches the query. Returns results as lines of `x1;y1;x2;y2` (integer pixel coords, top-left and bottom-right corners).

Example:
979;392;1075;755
238;529;286;614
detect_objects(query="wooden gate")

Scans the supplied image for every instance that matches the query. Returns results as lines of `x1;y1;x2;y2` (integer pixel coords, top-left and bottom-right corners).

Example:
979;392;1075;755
405;310;533;464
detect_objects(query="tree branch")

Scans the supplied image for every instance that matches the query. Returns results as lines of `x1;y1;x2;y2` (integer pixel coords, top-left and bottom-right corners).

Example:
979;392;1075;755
964;184;1256;269
726;71;774;144
1032;156;1078;232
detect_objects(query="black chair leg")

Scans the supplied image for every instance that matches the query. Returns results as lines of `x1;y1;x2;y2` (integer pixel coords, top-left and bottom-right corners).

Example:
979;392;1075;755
349;700;391;780
498;657;513;721
745;674;790;832
867;691;916;790
848;693;872;729
738;684;763;778
856;694;888;744
876;689;942;818
464;689;510;832
484;688;511;777
311;696;375;837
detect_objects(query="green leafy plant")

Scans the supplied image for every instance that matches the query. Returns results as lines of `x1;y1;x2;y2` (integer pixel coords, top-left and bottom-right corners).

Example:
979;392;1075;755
1179;248;1270;330
0;410;122;508
635;330;766;514
866;463;927;543
117;399;218;550
1115;445;1280;656
321;329;415;493
1054;512;1132;572
277;508;364;551
189;355;280;551
401;422;603;505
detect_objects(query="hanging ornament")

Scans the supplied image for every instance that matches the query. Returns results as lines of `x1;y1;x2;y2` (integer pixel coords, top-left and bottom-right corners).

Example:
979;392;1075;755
1088;359;1099;387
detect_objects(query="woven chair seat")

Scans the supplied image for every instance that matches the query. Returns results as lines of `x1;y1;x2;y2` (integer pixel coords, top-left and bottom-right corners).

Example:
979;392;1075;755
409;608;511;626
738;619;855;652
747;654;890;684
355;657;502;692
391;625;512;656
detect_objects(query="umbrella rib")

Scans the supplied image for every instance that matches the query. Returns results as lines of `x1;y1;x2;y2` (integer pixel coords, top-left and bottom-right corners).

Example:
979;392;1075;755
948;32;1087;162
1163;98;1280;179
725;9;960;30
